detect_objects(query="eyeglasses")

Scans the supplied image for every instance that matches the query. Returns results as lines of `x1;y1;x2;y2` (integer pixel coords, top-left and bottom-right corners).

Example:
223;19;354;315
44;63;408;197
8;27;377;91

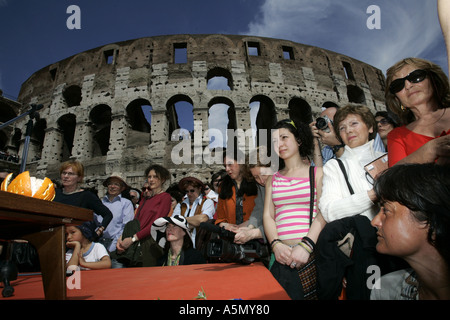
376;118;390;126
61;171;77;176
185;189;196;194
389;69;427;94
141;187;150;192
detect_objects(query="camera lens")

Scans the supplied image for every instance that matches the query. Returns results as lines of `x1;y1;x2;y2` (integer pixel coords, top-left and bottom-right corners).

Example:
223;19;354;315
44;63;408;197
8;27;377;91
316;117;328;131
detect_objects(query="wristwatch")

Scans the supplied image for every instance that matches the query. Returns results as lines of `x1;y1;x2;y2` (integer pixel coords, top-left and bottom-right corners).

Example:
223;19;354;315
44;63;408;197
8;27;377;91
131;235;137;243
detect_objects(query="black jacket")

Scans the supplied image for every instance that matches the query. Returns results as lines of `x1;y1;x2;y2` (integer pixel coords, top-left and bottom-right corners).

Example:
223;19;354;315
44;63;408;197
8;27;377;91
316;215;394;300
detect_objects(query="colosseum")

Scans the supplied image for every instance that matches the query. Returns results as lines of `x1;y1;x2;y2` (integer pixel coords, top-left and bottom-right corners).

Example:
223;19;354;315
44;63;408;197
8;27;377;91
0;34;386;196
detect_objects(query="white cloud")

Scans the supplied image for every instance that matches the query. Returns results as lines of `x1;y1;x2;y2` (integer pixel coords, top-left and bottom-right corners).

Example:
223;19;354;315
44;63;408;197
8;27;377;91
208;104;230;148
242;0;447;75
207;77;231;90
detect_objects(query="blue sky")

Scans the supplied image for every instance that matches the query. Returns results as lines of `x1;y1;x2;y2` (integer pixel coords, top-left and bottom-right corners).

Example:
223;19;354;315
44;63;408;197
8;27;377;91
0;0;447;102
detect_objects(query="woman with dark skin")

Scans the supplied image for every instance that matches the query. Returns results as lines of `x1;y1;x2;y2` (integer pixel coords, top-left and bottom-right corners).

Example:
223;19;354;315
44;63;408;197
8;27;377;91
371;163;450;300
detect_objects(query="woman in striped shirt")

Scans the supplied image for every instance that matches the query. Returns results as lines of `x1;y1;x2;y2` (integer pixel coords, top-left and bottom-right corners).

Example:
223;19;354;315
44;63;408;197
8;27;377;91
263;119;326;298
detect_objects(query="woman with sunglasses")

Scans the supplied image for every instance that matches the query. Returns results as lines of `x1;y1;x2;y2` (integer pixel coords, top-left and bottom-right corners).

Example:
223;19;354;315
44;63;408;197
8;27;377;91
374;111;398;150
172;177;215;248
385;58;450;166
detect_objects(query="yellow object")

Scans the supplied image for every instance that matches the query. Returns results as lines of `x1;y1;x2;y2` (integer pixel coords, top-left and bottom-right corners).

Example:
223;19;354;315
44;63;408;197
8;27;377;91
1;171;55;200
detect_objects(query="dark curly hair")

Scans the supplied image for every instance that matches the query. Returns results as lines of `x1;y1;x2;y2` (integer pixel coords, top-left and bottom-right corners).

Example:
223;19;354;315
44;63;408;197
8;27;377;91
219;146;257;200
374;163;450;272
144;164;170;183
272;119;314;169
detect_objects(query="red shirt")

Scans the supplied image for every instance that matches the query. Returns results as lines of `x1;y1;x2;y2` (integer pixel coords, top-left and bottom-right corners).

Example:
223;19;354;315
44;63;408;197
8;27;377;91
387;126;450;166
135;192;171;240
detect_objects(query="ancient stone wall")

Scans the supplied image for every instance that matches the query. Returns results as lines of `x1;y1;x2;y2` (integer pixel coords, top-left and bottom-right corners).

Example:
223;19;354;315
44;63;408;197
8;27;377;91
2;34;386;196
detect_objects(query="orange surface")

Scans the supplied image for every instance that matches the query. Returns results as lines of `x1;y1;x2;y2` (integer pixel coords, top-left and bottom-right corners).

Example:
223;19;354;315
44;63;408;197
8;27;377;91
4;262;290;300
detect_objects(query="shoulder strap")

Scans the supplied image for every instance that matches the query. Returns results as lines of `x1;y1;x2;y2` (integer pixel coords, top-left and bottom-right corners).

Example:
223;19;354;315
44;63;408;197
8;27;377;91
309;166;315;227
135;197;146;219
335;158;354;195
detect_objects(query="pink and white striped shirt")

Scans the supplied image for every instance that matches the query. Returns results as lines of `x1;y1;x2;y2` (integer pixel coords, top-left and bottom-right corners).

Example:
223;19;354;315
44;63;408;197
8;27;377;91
271;168;317;241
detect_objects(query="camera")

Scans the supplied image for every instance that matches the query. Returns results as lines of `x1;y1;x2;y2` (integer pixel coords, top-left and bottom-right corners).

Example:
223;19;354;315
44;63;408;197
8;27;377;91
316;115;333;133
199;222;269;264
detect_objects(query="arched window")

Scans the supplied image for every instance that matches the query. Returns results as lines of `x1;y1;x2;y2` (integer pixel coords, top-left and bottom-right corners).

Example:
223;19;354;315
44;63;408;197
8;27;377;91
250;95;277;149
126;99;152;146
63;85;82;107
166;95;194;140
0;102;17;124
0;101;17;152
347;85;366;104
126;99;151;132
288;97;313;124
207;67;232;90
89;104;111;156
208;97;236;149
30;118;47;161
57;114;76;161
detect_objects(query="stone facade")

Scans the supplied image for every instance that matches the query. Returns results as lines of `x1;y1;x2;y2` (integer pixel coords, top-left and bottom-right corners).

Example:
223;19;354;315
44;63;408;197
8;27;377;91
1;34;386;196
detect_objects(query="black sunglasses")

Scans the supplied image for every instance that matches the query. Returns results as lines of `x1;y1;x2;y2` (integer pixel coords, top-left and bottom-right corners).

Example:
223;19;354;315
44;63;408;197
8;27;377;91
389;69;427;94
376;118;390;126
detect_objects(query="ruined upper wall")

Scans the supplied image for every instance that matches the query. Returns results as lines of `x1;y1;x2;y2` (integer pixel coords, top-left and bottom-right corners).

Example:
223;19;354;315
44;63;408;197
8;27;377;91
11;34;386;193
18;34;386;107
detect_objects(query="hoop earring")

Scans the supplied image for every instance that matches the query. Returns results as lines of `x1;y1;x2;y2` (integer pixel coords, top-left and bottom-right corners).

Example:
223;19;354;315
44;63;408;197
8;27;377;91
401;105;406;112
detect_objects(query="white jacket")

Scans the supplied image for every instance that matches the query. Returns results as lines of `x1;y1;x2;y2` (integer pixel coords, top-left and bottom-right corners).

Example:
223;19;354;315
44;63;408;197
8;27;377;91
319;140;385;222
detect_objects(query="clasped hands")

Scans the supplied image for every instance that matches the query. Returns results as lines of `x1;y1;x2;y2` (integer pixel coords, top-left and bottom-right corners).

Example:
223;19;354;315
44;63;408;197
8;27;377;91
221;222;255;245
116;236;133;253
273;241;311;269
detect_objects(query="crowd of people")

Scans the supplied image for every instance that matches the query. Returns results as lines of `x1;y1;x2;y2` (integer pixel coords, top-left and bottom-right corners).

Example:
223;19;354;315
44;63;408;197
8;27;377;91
61;55;449;300
0;151;19;163
1;55;449;300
